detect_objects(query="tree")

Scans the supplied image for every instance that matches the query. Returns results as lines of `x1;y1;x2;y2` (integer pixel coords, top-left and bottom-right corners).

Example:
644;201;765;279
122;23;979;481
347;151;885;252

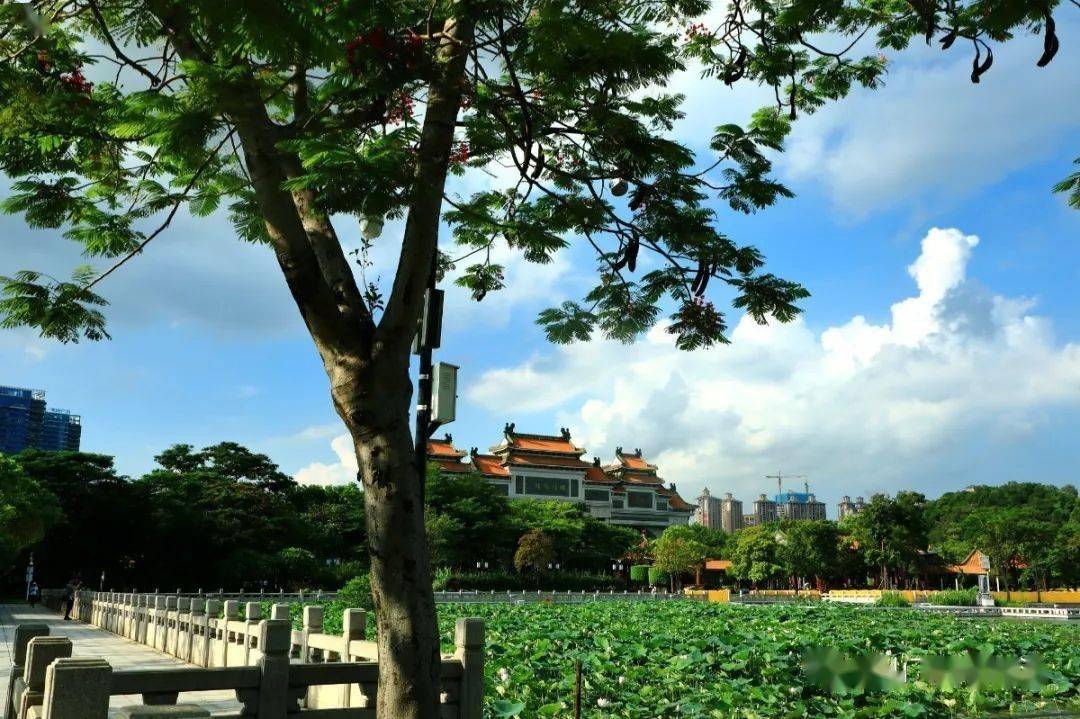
0;455;61;571
729;524;785;587
425;466;515;567
843;492;928;589
652;526;708;590
778;520;840;589
13;449;150;589
0;2;1066;715
513;529;555;574
962;507;1056;590
658;523;728;558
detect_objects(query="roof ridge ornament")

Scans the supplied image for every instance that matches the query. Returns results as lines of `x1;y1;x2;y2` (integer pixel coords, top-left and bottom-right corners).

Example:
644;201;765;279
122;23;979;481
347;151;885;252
559;427;571;440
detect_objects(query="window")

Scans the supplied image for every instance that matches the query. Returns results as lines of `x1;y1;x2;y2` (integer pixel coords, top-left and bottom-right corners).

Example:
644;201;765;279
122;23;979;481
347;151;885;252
584;489;609;503
627;491;653;509
611;497;624;509
492;483;509;495
514;476;523;494
570;479;579;497
524;476;571;497
656;498;668;511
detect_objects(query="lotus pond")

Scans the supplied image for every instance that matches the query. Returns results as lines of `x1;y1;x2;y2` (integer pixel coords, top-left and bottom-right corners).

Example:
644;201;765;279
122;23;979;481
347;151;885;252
326;601;1080;718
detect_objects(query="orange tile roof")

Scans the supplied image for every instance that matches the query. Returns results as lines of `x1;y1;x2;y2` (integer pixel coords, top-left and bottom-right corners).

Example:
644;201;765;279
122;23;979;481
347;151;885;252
614;448;658;471
434;459;473;474
585;465;613;484
615;473;664;486
667;492;693;511
471;454;509;478
427;436;467;460
947;549;1026;575
705;559;732;571
510;436;583;454
507;453;591;469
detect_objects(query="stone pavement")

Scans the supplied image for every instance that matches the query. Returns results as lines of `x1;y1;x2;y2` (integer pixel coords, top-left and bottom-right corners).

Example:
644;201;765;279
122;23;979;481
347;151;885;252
1;603;241;716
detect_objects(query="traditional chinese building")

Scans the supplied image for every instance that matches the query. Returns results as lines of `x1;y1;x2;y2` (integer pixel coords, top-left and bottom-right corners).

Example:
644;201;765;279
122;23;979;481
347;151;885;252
426;434;472;475
426;425;692;535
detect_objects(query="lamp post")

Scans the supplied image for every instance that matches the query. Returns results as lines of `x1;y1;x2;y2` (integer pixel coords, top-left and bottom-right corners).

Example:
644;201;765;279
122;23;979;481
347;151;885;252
474;560;489;572
100;570;105;591
24;553;34;601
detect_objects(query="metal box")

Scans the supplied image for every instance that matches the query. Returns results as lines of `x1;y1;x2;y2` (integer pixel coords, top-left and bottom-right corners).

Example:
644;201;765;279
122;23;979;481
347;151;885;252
432;362;459;425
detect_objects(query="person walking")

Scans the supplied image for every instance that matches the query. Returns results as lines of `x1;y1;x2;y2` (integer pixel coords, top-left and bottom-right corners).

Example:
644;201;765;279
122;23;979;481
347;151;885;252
27;581;40;608
62;577;77;620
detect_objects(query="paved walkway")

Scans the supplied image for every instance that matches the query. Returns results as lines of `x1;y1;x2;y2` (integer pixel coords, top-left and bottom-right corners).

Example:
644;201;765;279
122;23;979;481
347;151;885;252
1;603;241;716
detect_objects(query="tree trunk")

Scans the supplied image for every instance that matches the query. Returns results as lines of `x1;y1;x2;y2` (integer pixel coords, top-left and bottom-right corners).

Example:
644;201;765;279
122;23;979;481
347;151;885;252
336;360;440;719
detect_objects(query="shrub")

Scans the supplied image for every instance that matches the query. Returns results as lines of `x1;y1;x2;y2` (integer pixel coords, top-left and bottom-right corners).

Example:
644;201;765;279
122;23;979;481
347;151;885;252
927;588;979;606
630;565;649;583
338;574;373;610
432;566;453;591
875;591;911;607
439;570;620;592
648;566;669;587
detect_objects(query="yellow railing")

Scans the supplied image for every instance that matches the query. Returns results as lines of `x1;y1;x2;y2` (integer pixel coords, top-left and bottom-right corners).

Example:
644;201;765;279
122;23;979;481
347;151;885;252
684;589;731;603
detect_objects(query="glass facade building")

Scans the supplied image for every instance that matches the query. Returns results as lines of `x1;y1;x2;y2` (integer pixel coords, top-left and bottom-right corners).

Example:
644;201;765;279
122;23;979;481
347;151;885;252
0;385;81;454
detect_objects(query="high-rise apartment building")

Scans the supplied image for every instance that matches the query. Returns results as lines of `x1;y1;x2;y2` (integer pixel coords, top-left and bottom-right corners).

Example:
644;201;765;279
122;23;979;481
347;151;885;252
695;488;722;529
0;385;82;453
837;495;866;519
776;491;827;521
720;492;743;533
752;493;778;525
695;489;744;532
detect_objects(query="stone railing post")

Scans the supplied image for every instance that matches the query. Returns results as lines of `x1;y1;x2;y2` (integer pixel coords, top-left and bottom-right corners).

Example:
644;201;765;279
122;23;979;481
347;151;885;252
205;599;223;667
174;597;191;658
4;624;48;719
301;606;323;663
40;657;111;719
16;637;73;719
244;603;262;665
342;609;365;646
254;620;293;719
455;618;484;719
189;597;205;666
270;603;290;621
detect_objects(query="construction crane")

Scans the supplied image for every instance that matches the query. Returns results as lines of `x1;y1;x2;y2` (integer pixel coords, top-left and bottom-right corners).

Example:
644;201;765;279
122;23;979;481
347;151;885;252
765;471;806;498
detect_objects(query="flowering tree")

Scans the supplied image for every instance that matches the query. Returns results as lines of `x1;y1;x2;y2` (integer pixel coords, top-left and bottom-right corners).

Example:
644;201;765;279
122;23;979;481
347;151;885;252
0;0;1067;716
513;529;555;573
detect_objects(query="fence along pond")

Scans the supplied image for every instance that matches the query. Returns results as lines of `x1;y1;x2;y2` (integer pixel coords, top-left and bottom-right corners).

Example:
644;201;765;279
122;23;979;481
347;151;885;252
21;591;484;718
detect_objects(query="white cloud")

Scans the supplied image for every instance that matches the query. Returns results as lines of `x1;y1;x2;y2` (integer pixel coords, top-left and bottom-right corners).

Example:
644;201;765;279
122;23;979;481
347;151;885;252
782;29;1080;216
465;226;1080;506
294;433;357;486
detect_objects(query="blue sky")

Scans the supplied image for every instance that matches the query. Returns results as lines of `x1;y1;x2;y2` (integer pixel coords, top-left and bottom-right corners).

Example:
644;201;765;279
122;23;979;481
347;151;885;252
2;20;1078;515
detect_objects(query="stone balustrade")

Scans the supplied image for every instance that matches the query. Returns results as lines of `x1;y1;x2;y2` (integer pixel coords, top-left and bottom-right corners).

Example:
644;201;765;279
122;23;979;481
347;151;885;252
19;591;484;719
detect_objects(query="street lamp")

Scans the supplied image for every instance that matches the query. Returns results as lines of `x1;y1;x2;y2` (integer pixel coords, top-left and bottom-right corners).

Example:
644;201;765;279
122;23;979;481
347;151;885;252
475;561;489;571
25;553;34;601
547;562;561;571
100;570;105;591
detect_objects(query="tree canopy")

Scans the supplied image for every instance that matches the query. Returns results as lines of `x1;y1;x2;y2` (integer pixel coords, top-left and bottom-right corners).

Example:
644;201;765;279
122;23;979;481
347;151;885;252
0;455;60;571
0;0;1068;348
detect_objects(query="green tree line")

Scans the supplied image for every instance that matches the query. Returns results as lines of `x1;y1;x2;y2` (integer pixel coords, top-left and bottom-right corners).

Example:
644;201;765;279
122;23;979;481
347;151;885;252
0;444;642;593
714;488;1080;591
